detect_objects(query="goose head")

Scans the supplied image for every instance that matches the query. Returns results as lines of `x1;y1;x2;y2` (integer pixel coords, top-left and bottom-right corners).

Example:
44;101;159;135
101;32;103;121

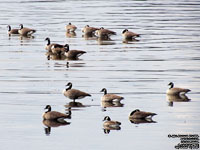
130;109;140;116
122;29;128;34
168;82;174;89
103;116;111;121
100;88;107;95
19;24;23;29
44;105;51;112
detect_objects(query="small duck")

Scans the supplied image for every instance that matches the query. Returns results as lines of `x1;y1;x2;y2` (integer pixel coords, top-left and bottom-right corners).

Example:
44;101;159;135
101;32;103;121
129;109;157;119
82;25;99;36
18;24;36;36
43;105;71;122
95;27;116;38
66;23;77;32
7;25;19;35
62;82;91;102
122;29;140;40
166;82;191;95
100;88;124;102
103;116;121;132
64;44;86;59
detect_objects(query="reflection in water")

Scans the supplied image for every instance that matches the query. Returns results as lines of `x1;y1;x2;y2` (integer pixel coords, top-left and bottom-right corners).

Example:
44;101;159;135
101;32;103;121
129;118;157;124
66;31;76;38
66;62;85;68
122;38;140;44
82;34;98;40
167;94;191;107
97;37;116;45
43;120;70;136
65;101;85;108
101;101;124;109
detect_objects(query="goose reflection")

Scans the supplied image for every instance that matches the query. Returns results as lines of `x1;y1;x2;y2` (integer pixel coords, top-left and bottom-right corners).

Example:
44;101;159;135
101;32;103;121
123;38;140;44
101;101;124;109
97;37;116;45
66;31;76;38
166;94;191;107
82;33;98;40
129;118;156;124
46;53;67;60
43;120;70;136
65;101;85;108
66;62;85;68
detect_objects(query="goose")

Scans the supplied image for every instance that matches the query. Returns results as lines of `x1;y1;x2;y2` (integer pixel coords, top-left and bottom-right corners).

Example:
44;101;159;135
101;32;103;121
103;116;121;131
66;23;77;32
45;37;58;52
18;24;36;36
129;109;157;119
7;25;19;34
122;29;140;39
62;82;91;102
82;25;99;36
100;88;124;102
43;105;70;122
95;27;116;38
166;82;191;95
51;44;68;55
64;44;86;59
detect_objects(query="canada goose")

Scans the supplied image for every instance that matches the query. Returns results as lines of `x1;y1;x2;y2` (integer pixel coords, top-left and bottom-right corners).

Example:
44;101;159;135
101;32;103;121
95;27;116;38
45;37;56;51
62;82;91;102
43;105;70;122
167;82;191;95
129;109;157;119
66;23;77;32
103;116;121;132
64;44;86;59
122;29;140;40
7;25;19;34
18;24;36;36
100;88;124;102
51;44;68;55
82;25;99;36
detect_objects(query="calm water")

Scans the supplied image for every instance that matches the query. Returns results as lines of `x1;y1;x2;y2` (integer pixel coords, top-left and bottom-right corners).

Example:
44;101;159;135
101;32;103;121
0;0;200;149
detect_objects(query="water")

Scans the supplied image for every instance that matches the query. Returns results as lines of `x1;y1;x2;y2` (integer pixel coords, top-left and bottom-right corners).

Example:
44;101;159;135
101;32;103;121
0;0;200;149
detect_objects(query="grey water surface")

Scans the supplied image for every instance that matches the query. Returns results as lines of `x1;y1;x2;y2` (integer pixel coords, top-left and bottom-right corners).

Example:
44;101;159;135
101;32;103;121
0;0;200;150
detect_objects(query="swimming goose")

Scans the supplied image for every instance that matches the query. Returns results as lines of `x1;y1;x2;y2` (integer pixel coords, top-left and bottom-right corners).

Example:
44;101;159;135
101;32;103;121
82;25;99;36
66;23;77;32
100;88;124;102
103;116;121;130
18;24;36;36
122;29;140;39
95;27;116;38
43;105;70;121
7;25;19;34
45;37;57;51
64;44;86;59
51;44;68;55
129;109;157;119
62;82;91;102
166;82;191;95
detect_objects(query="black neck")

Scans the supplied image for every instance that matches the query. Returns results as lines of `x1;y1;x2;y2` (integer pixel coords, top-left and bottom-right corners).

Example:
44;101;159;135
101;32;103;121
65;45;69;52
104;89;107;95
47;39;50;45
8;25;11;31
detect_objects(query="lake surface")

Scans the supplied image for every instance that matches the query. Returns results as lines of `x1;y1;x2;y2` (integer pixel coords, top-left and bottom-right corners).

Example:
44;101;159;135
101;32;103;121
0;0;200;149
